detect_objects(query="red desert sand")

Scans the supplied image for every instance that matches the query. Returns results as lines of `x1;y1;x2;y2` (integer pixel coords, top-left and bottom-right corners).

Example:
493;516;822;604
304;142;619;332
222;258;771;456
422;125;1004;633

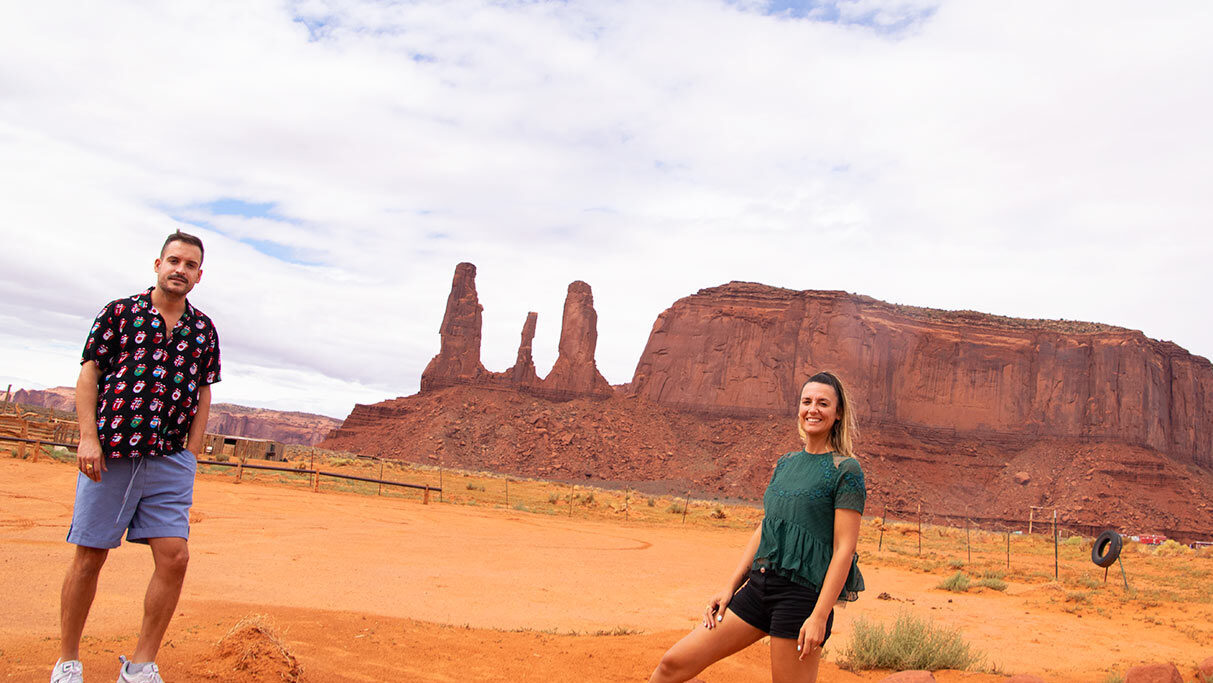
1;458;1209;682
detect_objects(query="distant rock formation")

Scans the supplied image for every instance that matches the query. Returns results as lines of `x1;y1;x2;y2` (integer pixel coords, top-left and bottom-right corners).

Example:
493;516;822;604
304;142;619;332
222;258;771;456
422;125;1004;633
10;386;340;446
629;282;1213;470
12;387;75;413
416;263;613;401
322;271;1213;538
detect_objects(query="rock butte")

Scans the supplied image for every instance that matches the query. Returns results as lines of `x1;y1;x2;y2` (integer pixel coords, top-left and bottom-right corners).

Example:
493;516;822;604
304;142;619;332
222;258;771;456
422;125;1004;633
324;264;1213;539
12;387;341;446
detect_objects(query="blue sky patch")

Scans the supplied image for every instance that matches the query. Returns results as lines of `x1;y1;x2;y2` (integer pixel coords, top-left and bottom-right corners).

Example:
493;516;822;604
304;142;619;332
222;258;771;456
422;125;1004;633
171;199;321;266
747;0;936;35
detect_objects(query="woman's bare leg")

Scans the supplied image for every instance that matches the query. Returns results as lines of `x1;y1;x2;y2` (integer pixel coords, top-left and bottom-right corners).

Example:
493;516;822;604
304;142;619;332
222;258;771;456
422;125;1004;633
649;610;766;683
769;636;822;683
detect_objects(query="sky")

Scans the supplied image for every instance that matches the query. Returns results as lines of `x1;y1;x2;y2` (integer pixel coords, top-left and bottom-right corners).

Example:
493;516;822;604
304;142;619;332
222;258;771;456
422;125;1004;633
2;0;1211;419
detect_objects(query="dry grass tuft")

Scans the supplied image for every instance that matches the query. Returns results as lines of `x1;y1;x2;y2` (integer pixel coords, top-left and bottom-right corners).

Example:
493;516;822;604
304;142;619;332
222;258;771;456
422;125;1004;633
211;613;302;682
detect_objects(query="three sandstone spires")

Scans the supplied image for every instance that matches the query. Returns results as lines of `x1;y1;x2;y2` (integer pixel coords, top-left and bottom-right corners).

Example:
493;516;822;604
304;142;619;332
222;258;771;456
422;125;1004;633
421;262;613;401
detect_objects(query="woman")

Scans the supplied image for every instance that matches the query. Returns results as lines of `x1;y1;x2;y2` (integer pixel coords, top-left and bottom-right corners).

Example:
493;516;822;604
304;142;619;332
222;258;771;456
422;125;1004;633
649;371;865;683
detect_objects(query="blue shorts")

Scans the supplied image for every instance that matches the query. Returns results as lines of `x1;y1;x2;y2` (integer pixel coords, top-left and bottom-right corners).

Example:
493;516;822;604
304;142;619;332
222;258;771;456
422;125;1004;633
66;449;197;549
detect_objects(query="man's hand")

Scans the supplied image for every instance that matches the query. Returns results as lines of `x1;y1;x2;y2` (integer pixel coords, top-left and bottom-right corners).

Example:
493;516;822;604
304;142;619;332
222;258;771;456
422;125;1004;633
77;436;106;482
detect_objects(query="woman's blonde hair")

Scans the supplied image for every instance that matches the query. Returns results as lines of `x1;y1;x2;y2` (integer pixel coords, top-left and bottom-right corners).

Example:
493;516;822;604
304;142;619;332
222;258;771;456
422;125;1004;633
796;371;857;458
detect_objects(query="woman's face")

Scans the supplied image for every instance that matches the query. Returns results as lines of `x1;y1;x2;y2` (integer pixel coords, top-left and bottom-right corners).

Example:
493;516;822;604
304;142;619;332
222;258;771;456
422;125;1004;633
799;381;840;440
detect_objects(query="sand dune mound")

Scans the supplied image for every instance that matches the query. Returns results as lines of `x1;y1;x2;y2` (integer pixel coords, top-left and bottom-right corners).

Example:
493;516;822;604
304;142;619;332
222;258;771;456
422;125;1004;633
207;614;302;682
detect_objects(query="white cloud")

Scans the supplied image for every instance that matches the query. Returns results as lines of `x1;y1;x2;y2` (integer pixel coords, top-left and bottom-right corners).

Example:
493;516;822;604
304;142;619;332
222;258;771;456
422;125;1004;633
1;0;1210;418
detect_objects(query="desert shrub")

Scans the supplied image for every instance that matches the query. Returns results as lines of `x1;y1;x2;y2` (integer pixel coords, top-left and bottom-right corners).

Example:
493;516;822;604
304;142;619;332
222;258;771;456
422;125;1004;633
1065;591;1091;603
646;497;656;507
213;452;230;463
328;457;354;467
975;577;1006;591
710;506;727;519
980;570;1006;580
547;493;560;504
667;502;685;514
948;560;966;570
465;483;485;492
1101;672;1123;683
1076;575;1100;589
1153;540;1194;558
1063;535;1085;546
513;502;527;512
840;611;983;671
580;491;595;505
937;572;970;592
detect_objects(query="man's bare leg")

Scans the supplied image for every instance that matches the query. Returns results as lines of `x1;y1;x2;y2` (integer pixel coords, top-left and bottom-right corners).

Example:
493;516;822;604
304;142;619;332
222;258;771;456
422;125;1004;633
59;545;110;661
129;537;189;663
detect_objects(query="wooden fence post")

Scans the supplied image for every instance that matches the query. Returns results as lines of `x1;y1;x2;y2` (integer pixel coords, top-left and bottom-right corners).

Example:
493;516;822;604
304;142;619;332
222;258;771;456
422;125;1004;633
378;460;384;496
236;456;245;483
32;440;42;463
682;493;690;525
19;421;28;459
569;485;575;518
878;504;887;552
966;518;971;563
1053;510;1059;580
917;503;923;556
505;479;509;507
1006;530;1011;569
423;485;430;505
624;489;629;522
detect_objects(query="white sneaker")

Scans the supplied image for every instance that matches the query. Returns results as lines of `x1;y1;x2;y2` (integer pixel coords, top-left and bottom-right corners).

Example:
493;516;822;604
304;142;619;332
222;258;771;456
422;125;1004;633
115;656;163;683
51;659;84;683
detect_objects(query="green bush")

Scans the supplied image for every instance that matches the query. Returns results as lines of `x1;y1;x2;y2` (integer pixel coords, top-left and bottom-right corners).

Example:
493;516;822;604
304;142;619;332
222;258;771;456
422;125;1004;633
840;611;984;671
937;571;971;592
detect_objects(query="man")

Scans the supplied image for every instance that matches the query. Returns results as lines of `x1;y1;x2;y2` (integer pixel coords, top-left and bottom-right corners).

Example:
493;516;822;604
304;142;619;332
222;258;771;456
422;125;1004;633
52;231;220;683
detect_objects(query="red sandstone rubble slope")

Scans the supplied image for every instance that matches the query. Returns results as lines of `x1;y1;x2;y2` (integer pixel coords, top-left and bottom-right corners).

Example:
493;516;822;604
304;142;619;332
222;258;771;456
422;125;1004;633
322;265;1213;540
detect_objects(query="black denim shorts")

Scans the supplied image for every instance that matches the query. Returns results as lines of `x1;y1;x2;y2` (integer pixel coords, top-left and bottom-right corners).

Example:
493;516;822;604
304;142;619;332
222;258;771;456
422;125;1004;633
727;567;835;641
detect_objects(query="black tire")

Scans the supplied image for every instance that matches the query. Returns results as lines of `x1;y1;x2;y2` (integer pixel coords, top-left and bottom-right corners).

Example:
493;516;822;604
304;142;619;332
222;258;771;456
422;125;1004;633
1092;529;1122;568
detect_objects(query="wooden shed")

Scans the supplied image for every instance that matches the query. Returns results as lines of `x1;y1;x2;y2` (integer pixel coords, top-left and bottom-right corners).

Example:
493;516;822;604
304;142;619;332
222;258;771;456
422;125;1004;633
203;433;284;462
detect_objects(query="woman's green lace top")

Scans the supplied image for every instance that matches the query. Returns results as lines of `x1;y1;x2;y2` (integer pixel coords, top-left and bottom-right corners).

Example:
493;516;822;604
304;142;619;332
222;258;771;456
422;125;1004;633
752;450;866;601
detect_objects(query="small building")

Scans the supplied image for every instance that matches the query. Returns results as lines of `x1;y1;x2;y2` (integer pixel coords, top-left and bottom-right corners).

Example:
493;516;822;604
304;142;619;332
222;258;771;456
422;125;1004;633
203;433;284;462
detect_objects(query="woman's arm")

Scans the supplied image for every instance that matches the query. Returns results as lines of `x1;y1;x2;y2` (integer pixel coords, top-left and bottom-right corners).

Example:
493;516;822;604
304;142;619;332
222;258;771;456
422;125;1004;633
703;522;763;629
797;508;860;656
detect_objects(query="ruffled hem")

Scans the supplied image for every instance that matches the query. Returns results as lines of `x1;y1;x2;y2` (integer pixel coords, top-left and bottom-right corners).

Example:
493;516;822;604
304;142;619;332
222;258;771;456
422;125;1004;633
752;516;865;602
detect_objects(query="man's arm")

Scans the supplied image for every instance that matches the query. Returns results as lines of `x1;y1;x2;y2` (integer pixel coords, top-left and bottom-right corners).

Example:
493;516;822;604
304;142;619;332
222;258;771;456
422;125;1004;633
75;361;105;481
186;384;211;455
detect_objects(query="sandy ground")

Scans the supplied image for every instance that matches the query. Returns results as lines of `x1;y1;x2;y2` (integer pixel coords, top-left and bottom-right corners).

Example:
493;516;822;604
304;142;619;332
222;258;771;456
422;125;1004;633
1;458;1209;682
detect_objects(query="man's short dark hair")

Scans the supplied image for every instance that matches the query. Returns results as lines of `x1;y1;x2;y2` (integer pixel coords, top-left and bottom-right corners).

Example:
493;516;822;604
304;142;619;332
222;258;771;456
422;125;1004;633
162;230;205;263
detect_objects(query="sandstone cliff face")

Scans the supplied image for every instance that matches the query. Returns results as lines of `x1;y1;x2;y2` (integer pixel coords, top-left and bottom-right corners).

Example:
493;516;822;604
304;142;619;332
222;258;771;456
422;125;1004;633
420;262;486;390
508;312;540;385
541;281;612;398
417;265;612;401
629;282;1213;469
